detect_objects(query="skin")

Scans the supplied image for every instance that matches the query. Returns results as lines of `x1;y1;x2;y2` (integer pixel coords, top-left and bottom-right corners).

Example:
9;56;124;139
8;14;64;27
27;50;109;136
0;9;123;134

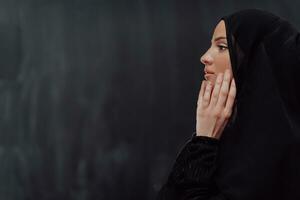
196;20;237;139
200;20;232;85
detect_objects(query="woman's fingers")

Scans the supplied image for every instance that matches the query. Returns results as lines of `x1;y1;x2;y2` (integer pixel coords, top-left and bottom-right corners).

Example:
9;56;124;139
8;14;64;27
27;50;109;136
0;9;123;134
224;78;237;115
210;73;224;106
202;81;213;107
199;80;206;99
197;80;206;106
216;69;231;108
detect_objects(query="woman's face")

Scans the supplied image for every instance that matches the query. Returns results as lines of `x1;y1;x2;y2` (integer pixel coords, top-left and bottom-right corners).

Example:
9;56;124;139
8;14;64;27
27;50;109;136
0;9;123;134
200;20;233;86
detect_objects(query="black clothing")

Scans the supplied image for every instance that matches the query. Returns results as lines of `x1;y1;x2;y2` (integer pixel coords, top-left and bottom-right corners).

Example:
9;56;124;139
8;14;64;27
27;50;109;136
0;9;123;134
156;132;225;200
157;9;300;200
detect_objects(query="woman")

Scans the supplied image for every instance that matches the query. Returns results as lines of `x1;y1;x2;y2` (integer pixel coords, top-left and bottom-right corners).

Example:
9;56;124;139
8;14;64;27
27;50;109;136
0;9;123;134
156;9;300;200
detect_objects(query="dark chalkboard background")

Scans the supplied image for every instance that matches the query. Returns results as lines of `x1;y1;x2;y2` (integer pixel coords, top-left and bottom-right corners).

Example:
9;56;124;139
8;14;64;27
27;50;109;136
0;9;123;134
0;0;299;199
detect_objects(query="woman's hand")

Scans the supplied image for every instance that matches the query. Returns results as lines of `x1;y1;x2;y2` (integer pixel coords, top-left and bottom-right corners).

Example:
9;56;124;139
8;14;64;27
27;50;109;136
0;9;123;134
196;69;236;139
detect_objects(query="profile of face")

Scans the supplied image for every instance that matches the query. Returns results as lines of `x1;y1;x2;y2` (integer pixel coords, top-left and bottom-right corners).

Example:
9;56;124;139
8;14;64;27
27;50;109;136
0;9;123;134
200;20;233;86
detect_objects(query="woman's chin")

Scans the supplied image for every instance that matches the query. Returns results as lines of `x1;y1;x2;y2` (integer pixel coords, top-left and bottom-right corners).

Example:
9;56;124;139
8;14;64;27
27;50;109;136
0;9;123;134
205;75;216;86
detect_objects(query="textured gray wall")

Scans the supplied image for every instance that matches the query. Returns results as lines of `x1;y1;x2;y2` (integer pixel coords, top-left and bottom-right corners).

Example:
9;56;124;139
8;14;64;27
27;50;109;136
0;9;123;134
0;0;299;199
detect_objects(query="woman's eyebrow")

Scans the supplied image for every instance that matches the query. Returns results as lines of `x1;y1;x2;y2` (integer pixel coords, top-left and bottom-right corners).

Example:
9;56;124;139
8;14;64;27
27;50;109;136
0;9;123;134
211;36;227;43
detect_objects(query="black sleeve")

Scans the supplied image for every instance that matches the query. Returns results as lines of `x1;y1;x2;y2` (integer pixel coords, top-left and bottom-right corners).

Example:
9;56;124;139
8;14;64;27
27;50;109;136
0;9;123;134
156;132;228;200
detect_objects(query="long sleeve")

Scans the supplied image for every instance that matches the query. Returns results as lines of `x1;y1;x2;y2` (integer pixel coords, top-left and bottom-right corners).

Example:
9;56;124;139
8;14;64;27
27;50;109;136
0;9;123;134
156;132;228;200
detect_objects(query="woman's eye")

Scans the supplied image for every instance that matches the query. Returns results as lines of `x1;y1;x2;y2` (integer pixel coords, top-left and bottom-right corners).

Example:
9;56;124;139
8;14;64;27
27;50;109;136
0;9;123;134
217;45;228;51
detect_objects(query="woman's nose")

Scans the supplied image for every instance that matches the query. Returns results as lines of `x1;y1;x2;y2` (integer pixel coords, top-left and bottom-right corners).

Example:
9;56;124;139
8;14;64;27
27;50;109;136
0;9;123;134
200;52;213;65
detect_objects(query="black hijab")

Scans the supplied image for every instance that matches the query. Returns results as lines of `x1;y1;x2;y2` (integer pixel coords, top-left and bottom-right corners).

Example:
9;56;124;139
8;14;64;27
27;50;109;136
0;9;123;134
215;9;300;200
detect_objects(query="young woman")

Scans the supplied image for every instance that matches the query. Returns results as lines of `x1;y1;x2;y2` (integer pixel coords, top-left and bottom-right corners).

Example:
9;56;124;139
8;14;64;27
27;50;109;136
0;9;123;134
156;9;300;200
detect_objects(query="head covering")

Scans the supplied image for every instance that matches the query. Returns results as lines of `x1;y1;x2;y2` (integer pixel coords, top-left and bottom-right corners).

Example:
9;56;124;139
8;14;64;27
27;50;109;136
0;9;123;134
215;9;300;200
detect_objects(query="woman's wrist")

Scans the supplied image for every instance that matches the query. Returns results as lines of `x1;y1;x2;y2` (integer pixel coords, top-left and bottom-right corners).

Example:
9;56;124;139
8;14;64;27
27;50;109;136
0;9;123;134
192;131;220;142
196;130;217;139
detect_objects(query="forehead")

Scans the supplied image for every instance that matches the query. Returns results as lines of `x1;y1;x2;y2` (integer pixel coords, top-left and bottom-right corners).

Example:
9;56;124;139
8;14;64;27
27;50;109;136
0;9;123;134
213;20;226;38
